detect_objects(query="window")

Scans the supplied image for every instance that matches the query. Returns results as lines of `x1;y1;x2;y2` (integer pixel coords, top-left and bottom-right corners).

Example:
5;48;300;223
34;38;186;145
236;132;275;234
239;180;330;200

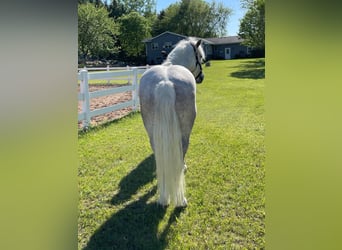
163;42;172;49
151;43;159;50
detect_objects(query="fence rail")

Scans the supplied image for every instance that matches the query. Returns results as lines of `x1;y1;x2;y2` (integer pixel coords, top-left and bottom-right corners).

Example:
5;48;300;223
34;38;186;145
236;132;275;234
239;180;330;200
78;65;149;72
78;66;148;128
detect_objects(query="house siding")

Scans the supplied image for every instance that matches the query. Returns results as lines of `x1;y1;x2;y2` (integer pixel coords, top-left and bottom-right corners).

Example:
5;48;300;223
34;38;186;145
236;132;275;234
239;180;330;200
145;32;186;65
207;43;249;60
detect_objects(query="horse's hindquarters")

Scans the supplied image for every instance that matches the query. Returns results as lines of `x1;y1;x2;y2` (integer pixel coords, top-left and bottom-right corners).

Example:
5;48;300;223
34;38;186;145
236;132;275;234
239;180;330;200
138;65;197;207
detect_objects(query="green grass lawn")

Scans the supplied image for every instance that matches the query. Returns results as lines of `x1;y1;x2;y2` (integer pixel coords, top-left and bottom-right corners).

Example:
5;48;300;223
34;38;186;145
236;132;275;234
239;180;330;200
78;58;265;249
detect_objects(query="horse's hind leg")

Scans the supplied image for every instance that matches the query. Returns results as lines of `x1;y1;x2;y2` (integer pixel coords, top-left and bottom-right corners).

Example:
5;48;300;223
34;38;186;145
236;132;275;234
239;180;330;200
179;113;196;174
140;100;155;151
181;136;191;173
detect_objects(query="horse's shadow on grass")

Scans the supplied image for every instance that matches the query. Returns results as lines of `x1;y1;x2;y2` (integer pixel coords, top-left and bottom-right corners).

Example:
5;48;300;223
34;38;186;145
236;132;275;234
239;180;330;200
111;154;156;205
83;154;185;250
230;59;265;79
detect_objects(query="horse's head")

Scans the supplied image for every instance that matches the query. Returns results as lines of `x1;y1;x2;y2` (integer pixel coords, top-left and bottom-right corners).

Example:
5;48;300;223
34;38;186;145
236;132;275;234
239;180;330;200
166;38;206;84
189;39;205;84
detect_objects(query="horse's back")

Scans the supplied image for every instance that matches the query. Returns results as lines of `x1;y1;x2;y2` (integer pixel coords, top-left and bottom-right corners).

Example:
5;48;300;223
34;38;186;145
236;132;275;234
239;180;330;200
139;65;196;101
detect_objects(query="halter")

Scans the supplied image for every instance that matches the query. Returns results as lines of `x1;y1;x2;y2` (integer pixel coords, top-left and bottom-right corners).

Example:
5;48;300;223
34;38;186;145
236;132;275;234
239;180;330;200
190;42;203;82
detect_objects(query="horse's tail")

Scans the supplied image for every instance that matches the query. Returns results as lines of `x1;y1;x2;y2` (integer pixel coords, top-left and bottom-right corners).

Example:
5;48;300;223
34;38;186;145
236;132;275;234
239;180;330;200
153;80;187;207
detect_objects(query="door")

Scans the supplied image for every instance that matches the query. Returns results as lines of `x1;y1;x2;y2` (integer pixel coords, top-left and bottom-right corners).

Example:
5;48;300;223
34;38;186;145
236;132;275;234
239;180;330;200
225;48;231;59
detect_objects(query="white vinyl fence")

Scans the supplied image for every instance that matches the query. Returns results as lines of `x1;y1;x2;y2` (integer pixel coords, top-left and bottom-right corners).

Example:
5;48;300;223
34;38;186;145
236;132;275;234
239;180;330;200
78;66;148;128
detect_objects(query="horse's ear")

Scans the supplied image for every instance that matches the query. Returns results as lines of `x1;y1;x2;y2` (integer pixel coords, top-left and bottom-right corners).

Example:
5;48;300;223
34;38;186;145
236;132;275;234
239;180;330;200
196;39;202;48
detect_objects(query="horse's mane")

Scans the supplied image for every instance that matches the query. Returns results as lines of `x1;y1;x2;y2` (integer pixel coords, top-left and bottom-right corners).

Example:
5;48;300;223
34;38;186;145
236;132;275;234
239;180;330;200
166;38;205;64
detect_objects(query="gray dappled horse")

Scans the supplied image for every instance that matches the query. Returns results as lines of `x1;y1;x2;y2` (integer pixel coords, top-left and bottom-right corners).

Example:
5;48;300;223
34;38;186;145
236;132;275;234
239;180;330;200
139;38;205;207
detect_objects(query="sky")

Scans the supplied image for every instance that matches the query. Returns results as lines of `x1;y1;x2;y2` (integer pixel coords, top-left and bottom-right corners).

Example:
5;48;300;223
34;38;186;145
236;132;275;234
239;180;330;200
155;0;246;36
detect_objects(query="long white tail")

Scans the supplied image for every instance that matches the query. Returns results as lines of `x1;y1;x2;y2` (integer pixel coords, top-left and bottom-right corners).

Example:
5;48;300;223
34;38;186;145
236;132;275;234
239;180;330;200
153;80;187;207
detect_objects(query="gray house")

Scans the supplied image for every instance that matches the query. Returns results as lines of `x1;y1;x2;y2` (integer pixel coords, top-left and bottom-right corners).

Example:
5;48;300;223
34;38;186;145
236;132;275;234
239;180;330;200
143;31;251;65
204;36;250;60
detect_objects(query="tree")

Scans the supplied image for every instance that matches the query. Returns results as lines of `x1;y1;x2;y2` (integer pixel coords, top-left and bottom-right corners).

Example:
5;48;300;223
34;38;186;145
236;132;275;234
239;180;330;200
78;3;120;64
208;1;233;37
240;0;255;9
78;0;104;7
108;0;156;19
238;0;265;49
152;0;231;37
108;0;127;19
118;12;151;57
120;0;156;16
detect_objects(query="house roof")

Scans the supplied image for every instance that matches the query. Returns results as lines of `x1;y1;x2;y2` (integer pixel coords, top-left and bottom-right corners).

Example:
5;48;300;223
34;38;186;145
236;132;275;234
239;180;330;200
142;31;187;43
143;31;244;45
204;36;244;45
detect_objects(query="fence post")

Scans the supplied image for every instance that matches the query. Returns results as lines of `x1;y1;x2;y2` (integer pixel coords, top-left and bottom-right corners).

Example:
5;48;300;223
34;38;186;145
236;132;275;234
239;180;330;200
127;65;131;84
80;69;91;128
132;67;139;111
106;63;110;84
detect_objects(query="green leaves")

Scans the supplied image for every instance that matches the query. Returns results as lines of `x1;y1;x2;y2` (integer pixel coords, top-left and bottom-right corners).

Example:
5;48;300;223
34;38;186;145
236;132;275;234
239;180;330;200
239;0;265;49
118;12;151;57
78;3;120;62
152;0;232;37
78;1;233;63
